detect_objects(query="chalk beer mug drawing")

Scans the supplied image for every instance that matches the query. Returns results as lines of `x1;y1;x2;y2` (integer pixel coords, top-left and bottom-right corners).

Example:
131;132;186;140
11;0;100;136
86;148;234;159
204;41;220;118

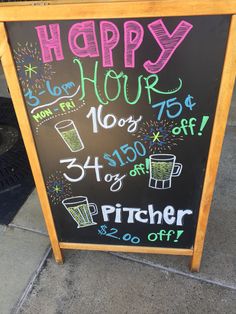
62;196;98;228
149;154;182;189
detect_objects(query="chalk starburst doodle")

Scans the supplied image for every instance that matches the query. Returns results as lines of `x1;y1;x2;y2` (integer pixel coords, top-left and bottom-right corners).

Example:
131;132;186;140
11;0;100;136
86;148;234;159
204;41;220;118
46;171;72;205
13;42;55;92
134;120;183;153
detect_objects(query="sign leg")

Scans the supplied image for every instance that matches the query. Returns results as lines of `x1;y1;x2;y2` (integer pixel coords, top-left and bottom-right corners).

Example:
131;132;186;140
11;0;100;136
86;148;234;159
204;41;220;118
190;15;236;272
0;23;63;264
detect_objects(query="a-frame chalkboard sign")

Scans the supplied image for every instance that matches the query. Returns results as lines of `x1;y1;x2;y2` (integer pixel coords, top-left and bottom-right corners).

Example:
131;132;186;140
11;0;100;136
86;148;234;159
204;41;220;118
0;0;236;272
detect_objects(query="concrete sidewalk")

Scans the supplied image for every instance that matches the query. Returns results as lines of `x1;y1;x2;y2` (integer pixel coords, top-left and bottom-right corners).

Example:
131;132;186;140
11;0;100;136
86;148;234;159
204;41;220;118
0;125;235;314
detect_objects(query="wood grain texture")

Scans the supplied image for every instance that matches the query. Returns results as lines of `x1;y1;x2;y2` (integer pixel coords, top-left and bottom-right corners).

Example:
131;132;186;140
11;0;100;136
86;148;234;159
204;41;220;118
60;242;194;255
0;0;236;21
0;22;63;264
190;15;236;272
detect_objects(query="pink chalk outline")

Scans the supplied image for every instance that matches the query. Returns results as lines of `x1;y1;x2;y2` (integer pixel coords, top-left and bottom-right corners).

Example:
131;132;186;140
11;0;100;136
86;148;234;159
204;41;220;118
35;24;64;63
144;19;193;73
68;21;99;58
124;20;144;68
100;21;120;67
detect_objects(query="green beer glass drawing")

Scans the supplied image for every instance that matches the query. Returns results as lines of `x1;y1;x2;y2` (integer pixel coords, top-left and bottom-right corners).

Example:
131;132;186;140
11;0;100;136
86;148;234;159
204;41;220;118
149;154;182;189
55;119;84;152
62;196;98;228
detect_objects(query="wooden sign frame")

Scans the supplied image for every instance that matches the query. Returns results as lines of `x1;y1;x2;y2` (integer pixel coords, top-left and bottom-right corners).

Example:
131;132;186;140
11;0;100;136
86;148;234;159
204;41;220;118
0;0;236;272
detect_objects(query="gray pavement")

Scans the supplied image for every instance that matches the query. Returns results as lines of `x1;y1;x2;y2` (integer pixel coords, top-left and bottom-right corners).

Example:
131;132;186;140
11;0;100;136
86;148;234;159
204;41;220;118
0;226;49;314
19;251;236;314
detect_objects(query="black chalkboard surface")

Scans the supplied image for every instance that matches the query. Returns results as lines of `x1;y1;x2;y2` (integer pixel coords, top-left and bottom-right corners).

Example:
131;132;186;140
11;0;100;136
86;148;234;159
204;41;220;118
6;15;230;249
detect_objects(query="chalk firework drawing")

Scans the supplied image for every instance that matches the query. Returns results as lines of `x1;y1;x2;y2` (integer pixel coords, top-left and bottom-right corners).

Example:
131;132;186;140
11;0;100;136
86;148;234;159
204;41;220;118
62;196;98;228
13;42;55;92
46;171;72;205
54;119;84;152
134;120;183;153
149;154;182;189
